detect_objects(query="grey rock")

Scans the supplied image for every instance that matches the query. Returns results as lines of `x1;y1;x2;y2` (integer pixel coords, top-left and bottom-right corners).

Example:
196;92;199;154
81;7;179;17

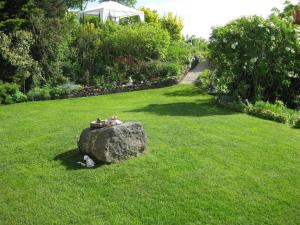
78;122;147;163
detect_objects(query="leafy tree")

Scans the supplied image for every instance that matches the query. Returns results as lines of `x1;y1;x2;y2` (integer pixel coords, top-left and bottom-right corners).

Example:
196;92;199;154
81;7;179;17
209;15;299;106
69;22;103;85
161;12;183;41
0;0;30;32
140;7;160;24
102;23;170;61
0;30;41;90
271;0;300;21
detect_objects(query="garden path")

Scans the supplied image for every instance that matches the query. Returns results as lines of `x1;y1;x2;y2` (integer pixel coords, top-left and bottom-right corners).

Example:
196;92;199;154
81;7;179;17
180;60;209;84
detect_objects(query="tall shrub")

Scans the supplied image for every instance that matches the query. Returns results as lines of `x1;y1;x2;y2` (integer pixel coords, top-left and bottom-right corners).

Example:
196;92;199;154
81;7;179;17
0;30;41;91
102;23;170;61
209;15;299;106
161;12;183;41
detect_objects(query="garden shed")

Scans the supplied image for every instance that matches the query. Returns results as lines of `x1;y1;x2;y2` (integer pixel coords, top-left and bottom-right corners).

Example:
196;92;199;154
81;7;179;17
78;1;144;23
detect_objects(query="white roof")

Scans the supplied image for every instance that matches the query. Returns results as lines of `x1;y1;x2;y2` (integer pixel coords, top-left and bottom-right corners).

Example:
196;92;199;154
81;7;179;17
80;1;144;19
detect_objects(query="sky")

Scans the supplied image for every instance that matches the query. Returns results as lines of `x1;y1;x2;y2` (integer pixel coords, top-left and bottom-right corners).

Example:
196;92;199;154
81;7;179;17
136;0;299;39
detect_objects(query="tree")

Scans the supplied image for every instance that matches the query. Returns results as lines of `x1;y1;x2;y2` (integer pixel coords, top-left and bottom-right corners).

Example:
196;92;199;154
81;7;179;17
0;0;30;32
209;15;299;105
140;7;160;24
0;30;41;90
161;12;183;41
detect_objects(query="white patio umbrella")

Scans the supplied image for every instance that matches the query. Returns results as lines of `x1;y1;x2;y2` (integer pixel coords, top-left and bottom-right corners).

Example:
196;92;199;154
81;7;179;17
78;1;144;23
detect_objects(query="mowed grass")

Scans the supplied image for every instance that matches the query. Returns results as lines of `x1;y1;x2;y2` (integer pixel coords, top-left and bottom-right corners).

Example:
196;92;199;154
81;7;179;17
0;84;300;225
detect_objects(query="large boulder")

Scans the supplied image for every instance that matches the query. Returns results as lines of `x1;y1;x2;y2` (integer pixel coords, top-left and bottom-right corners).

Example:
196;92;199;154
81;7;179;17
78;122;147;163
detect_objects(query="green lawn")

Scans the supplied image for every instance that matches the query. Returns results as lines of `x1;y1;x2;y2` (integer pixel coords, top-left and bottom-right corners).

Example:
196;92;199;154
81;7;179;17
1;84;300;225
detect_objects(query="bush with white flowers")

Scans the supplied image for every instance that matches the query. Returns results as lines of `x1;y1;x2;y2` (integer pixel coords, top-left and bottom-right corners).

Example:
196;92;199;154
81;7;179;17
209;15;300;108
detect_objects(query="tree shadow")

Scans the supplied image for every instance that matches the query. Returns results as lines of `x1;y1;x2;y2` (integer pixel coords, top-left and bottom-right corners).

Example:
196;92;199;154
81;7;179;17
54;149;106;170
164;88;204;97
129;100;237;117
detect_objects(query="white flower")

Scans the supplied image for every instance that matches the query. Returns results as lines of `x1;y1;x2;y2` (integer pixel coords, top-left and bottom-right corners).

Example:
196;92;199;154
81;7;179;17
288;72;297;78
285;47;295;53
250;57;258;63
271;36;275;41
231;42;238;49
268;22;275;28
258;24;264;28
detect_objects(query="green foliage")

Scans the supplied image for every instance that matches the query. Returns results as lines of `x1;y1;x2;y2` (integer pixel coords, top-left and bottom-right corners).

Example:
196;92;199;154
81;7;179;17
245;100;300;125
0;0;193;95
140;7;160;24
187;36;209;59
0;82;27;104
49;83;83;99
69;22;103;85
27;83;83;101
28;4;78;86
209;15;300;105
294;117;300;128
27;87;51;101
102;23;170;61
195;69;216;93
0;0;30;32
166;41;193;66
0;30;41;87
215;95;245;112
246;105;288;124
161;12;183;41
271;1;300;21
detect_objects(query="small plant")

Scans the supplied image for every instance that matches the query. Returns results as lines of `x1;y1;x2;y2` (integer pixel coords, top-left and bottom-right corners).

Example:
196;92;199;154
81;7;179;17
245;100;300;125
294;117;300;128
0;82;27;104
245;105;289;124
215;95;245;112
27;87;51;101
194;69;216;94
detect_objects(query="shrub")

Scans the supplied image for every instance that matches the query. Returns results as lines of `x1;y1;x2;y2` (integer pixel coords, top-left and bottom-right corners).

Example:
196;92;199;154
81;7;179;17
0;31;41;87
49;83;83;99
195;69;216;93
161;62;182;79
12;90;27;103
161;12;183;41
187;36;209;59
140;7;160;24
245;100;300;124
27;87;51;101
70;22;103;86
215;95;245;112
245;105;289;124
102;23;170;61
209;15;299;105
0;82;27;104
166;41;193;66
255;100;299;124
294;117;300;128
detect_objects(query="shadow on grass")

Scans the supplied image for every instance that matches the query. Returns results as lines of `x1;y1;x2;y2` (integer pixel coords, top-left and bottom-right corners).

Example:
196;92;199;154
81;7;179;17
164;88;204;97
129;100;236;117
54;149;106;170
